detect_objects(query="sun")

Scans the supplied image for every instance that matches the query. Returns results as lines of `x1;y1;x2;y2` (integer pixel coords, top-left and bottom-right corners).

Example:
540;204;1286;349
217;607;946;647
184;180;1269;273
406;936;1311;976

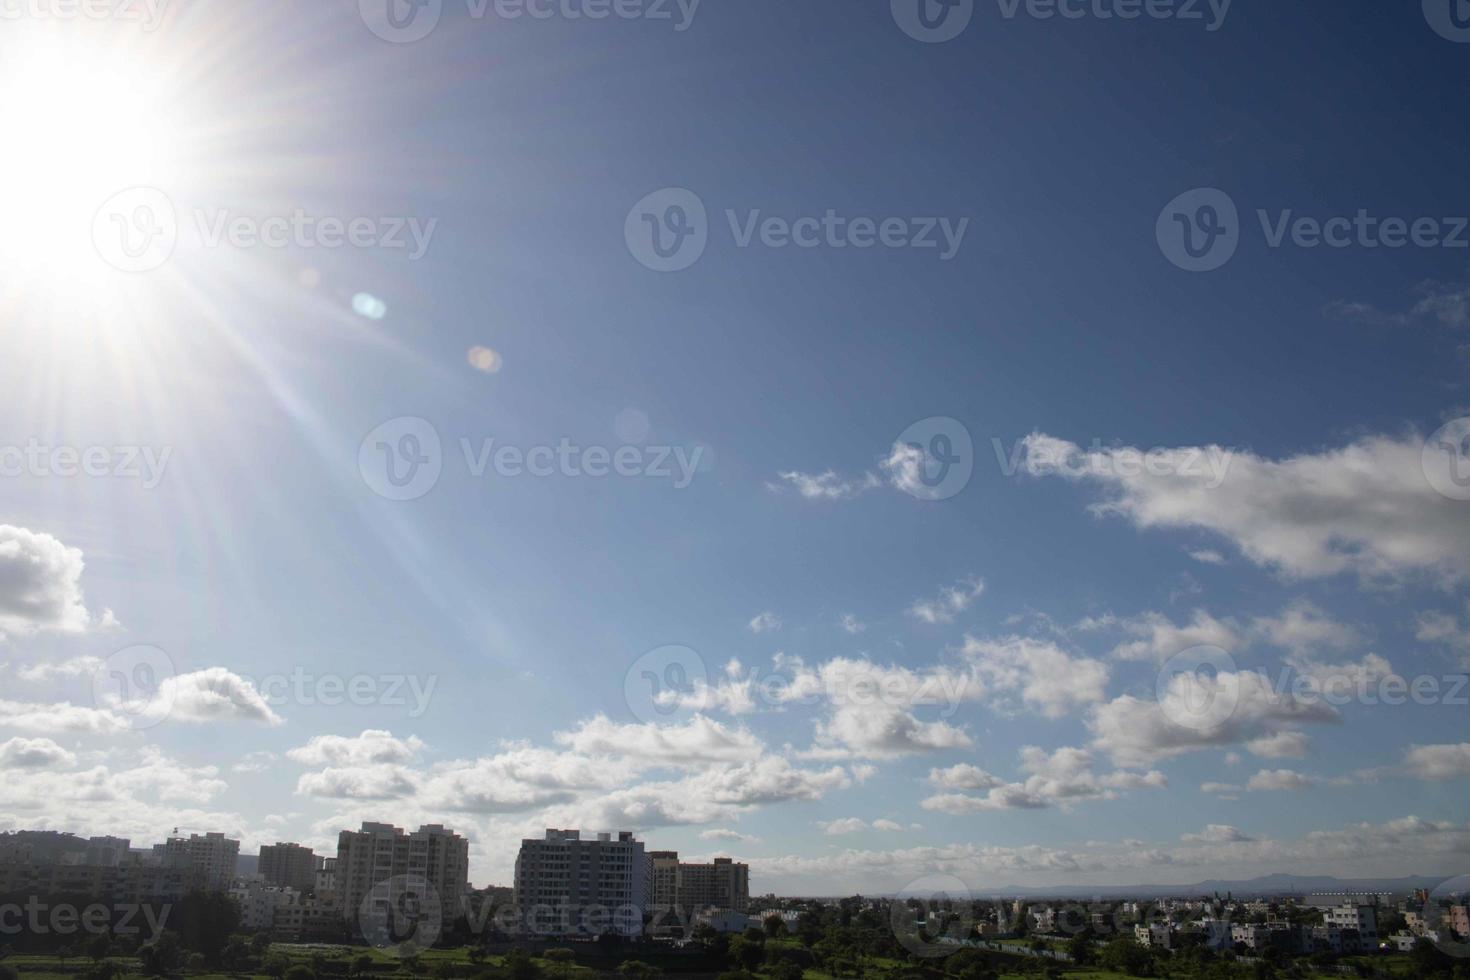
0;32;185;290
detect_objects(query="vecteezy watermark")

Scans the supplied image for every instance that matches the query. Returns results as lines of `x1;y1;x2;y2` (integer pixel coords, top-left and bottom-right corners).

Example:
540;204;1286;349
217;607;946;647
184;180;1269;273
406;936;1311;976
891;0;1230;43
1155;644;1469;733
0;440;171;489
0;899;170;939
1158;187;1470;272
92;645;177;731
625;187;969;272
358;875;443;955
358;417;705;501
889;417;975;501
625;644;708;724
1423;417;1470;502
92;188;438;272
996;434;1236;488
91;645;437;724
358;0;700;44
1426;875;1470;958
890;875;977;957
1424;0;1470;43
0;0;169;29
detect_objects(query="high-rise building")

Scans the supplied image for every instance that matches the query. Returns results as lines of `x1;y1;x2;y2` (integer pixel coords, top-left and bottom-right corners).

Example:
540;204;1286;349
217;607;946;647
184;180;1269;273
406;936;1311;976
642;850;750;915
676;857;749;913
260;842;318;893
649;851;679;911
513;830;649;937
159;833;239;890
334;822;468;938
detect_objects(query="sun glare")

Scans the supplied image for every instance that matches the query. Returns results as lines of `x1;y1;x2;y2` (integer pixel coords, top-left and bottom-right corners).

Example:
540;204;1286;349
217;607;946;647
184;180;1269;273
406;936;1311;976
0;36;183;290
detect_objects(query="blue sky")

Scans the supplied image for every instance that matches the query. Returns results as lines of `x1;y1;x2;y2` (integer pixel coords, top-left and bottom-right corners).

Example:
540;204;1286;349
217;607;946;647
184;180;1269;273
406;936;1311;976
0;0;1468;893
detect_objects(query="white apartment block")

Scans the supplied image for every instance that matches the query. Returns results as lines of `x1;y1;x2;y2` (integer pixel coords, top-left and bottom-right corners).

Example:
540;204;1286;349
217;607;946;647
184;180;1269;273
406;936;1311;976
1325;903;1378;949
513;830;649;937
229;881;299;932
159;833;240;891
334;822;468;938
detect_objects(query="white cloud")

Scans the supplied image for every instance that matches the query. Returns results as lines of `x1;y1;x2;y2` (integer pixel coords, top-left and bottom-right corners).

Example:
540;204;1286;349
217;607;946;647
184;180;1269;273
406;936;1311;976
1189;550;1226;565
1019;431;1470;584
155;668;284;725
1403;743;1470;781
1088;669;1339;767
1415;606;1470;665
555;714;763;765
908;578;985;625
14;656;103;682
770;471;878;500
0;698;129;735
872;818;903;832
820;817;868;835
1245;731;1311;759
748;612;782;634
1252;601;1361;657
0;526;110;638
700;828;758;843
1246;769;1318;792
920;746;1165;814
960;635;1109;718
0;736;75;770
838;614;866;635
1181;824;1254;843
1110;610;1242;663
287;730;426;767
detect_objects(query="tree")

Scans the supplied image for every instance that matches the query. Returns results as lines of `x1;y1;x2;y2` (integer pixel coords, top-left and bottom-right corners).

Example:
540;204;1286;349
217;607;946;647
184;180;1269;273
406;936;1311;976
353;953;377;976
1066;928;1097;967
729;934;766;973
618;961;662;980
767;962;803;980
544;948;576;980
0;967;18;980
286;966;318;980
264;952;294;978
1098;937;1150;977
763;915;787;939
87;933;113;963
505;948;542;980
173;890;242;967
138;932;185;976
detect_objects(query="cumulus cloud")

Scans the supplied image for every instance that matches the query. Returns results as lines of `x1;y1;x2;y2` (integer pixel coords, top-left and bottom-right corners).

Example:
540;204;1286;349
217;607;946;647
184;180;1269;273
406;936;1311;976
1017;431;1470;584
1245;731;1311;759
555;715;763;765
820;817;868;835
908;578;985;624
701;828;758;843
748;612;782;634
1182;824;1255;843
1416;605;1470;665
0;736;76;770
1110;610;1242;663
1246;769;1319;792
288;730;426;767
920;746;1165;814
0;698;129;735
155;669;284;725
960;635;1109;718
1403;743;1470;781
1088;669;1339;767
0;526;110;638
838;614;866;635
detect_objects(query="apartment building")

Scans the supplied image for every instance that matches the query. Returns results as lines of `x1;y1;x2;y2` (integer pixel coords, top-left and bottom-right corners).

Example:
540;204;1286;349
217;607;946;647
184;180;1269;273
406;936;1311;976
0;860;191;903
156;833;240;890
260;842;318;893
643;850;750;914
513;830;649;937
229;881;299;932
1451;904;1470;938
334;822;468;936
1325;903;1378;950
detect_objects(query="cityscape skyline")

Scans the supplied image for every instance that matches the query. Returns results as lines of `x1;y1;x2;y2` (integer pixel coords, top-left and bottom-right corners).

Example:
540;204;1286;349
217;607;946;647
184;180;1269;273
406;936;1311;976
1;0;1469;901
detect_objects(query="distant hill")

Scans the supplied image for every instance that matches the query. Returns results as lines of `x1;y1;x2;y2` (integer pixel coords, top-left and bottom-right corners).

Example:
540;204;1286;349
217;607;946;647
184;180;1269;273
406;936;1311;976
899;873;1456;899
